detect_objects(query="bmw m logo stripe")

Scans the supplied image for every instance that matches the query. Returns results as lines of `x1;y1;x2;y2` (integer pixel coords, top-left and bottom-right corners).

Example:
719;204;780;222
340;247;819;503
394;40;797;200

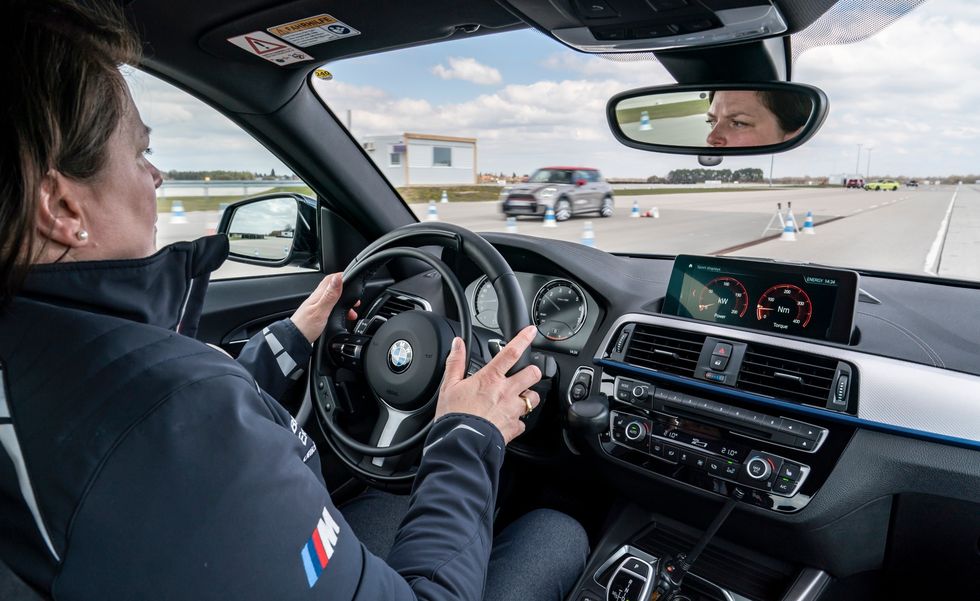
300;507;341;587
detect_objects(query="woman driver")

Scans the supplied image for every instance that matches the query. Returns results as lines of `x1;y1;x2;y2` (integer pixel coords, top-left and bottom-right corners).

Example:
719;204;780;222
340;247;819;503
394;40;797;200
0;1;586;599
706;90;811;147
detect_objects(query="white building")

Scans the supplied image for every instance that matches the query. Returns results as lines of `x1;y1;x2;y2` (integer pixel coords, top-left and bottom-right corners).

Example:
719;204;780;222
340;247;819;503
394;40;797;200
361;133;477;186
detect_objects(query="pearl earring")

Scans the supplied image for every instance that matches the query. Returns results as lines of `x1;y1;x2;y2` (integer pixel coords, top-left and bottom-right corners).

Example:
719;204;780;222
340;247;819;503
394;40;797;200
76;230;89;241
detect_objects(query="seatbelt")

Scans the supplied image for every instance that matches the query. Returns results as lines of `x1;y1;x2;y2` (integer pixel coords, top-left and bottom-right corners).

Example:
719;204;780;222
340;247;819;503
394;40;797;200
0;558;46;601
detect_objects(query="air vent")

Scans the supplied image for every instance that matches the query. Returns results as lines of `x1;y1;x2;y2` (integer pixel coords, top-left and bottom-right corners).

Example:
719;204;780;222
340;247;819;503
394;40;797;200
737;344;838;407
375;295;425;320
623;324;707;378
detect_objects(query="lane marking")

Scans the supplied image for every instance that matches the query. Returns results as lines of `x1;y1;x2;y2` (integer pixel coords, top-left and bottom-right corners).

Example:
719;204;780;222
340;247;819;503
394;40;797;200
923;184;960;275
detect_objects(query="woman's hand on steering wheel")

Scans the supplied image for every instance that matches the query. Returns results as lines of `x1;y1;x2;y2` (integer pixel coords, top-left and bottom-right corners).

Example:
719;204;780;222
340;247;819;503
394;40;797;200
437;325;542;444
291;273;360;344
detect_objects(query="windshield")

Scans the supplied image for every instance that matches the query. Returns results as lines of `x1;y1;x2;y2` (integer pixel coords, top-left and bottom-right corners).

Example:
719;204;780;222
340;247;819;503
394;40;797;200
530;170;573;184
310;0;976;282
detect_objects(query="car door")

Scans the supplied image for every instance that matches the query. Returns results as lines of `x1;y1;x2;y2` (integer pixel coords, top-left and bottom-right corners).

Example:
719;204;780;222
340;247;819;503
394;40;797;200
571;170;593;212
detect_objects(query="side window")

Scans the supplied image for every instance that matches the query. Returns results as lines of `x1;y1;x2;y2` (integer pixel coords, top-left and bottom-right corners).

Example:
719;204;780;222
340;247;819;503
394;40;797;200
124;68;316;279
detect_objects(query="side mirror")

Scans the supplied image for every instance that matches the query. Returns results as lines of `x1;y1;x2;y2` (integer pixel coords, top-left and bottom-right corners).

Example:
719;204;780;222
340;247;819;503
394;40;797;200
607;82;828;156
576;179;587;187
217;193;318;267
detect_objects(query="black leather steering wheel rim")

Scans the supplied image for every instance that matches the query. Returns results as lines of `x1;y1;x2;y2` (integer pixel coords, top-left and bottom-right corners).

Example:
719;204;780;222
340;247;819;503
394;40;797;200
310;222;531;483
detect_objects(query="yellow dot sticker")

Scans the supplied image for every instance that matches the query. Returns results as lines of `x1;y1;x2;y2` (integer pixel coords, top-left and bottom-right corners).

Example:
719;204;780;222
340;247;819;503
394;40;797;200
314;69;333;81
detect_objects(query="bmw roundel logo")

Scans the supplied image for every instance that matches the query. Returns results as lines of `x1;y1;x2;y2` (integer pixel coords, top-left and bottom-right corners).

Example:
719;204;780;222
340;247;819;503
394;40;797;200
387;340;413;373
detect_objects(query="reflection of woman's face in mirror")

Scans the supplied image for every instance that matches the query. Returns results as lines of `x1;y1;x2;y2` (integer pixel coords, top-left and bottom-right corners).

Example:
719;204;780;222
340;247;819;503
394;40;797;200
705;91;801;147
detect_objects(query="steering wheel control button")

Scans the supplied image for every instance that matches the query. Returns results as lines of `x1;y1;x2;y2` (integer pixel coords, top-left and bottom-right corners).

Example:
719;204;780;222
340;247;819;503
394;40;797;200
387;339;413;373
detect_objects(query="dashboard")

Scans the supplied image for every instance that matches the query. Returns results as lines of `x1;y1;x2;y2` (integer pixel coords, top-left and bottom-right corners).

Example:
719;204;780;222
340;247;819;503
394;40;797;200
359;234;980;594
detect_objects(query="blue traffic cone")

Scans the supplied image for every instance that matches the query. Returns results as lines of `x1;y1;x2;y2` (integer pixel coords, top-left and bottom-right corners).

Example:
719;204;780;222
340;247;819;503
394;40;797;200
639;111;652;131
170;199;187;224
580;221;595;247
803;211;815;235
780;215;797;241
543;206;557;228
631;200;640;218
440;190;449;204
426;200;439;221
505;216;518;233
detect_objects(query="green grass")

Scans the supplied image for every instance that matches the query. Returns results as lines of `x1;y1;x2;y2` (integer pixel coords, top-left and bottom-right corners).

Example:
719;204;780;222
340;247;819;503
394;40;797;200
396;185;503;203
156;185;314;212
157;183;795;212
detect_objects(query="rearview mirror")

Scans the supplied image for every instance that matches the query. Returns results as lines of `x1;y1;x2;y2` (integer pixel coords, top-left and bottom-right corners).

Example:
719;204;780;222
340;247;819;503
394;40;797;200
218;193;318;267
607;82;828;156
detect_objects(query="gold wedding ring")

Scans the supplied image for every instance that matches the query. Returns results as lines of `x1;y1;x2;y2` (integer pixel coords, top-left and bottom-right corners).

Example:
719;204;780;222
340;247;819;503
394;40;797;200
520;391;534;416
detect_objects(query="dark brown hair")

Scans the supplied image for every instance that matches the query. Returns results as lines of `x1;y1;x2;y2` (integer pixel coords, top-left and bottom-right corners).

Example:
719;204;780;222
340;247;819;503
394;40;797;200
0;1;140;304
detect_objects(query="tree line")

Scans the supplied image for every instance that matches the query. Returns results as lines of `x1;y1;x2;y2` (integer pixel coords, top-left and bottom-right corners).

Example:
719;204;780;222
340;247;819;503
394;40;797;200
163;169;288;181
647;168;766;184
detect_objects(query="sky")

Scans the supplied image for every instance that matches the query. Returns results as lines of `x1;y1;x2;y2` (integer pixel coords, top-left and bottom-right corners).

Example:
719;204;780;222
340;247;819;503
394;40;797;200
126;0;980;180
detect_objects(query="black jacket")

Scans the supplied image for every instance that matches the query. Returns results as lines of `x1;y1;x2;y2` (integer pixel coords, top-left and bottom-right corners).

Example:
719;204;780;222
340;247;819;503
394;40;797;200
0;236;504;600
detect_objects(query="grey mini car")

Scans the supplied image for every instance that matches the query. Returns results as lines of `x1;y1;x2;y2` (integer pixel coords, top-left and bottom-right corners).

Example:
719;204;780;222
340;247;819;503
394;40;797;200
500;167;614;221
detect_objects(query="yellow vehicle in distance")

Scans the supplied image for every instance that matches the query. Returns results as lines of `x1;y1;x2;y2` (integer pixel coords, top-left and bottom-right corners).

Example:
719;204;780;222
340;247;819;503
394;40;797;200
864;179;901;191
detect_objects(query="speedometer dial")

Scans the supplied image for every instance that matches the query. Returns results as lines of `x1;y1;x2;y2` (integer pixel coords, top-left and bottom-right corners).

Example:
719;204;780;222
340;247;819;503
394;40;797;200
474;277;499;329
532;279;587;341
756;284;813;329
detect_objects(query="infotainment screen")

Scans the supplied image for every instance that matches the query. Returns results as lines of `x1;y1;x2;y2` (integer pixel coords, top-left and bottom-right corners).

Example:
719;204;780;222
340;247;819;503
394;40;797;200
663;255;860;343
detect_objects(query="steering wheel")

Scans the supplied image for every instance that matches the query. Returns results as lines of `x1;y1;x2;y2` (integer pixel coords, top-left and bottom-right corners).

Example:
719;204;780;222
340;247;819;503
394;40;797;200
310;222;531;485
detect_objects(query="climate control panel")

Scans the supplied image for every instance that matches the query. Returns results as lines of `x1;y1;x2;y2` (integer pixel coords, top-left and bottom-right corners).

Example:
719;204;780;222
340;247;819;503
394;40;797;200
610;411;811;498
595;370;848;513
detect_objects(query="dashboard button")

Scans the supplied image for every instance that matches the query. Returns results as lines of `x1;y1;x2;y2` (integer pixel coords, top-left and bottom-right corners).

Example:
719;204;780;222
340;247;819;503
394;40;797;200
625;421;645;441
654;388;670;401
795;437;816;451
663;445;680;462
705;457;723;475
651;440;665;457
745;456;774;480
711;342;733;357
773;478;796;496
709;355;729;370
778;462;803;481
705;372;727;383
722;462;740;479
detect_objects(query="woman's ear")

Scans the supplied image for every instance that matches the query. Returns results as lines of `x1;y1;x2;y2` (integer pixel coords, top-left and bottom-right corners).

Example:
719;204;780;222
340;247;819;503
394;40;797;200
35;171;89;251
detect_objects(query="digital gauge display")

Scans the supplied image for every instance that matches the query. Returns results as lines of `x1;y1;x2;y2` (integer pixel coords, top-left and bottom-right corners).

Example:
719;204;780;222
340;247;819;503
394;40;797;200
663;255;859;343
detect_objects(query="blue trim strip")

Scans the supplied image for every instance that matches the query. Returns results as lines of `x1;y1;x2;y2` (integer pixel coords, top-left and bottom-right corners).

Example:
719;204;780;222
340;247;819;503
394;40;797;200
596;358;980;452
300;544;318;587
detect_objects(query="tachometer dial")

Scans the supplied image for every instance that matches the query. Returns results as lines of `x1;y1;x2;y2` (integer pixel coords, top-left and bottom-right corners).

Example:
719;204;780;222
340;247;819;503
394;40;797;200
474;277;499;329
697;276;749;320
756;284;813;329
532;279;587;341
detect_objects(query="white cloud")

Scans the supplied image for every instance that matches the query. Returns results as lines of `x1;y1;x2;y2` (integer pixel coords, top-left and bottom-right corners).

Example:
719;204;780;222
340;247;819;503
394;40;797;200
431;57;502;85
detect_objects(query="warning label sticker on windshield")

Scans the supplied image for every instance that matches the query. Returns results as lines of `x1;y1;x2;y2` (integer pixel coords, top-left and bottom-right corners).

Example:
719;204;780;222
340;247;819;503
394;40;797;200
227;31;313;66
267;14;361;48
